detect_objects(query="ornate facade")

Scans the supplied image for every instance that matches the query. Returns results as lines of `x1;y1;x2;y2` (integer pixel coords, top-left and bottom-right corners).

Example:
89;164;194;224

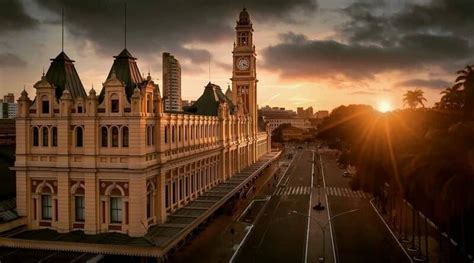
14;9;270;237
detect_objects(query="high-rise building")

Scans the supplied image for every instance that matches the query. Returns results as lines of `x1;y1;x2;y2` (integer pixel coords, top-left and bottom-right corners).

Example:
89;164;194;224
0;93;17;119
4;93;15;103
162;52;182;111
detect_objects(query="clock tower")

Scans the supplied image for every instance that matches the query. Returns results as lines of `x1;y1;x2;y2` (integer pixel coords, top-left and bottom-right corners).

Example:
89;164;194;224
231;8;258;136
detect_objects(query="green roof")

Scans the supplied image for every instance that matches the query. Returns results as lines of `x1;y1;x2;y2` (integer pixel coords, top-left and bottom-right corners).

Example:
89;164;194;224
186;82;234;116
45;52;87;100
99;49;144;102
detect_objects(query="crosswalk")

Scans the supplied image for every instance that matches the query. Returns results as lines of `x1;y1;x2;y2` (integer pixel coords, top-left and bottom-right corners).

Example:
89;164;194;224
274;186;311;196
326;186;370;199
273;186;371;199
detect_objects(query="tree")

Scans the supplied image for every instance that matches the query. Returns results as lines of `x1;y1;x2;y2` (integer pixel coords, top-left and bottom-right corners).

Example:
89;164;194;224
403;89;427;109
453;65;474;116
439;86;464;110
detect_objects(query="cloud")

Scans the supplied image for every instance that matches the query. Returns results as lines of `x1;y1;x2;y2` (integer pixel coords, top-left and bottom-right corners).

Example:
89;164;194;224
262;31;471;80
395;78;450;90
0;53;27;69
34;0;318;64
0;0;37;33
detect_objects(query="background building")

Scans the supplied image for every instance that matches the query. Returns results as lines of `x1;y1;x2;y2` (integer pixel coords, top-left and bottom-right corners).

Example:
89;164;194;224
162;52;182;111
0;93;17;119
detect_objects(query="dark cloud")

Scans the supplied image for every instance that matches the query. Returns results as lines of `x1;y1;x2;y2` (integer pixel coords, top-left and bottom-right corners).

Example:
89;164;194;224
0;53;27;68
34;0;317;64
0;0;37;33
395;78;450;90
263;0;474;81
262;32;471;79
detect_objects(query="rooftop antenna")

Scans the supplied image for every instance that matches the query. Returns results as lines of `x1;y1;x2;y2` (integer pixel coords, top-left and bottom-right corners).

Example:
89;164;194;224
124;2;127;49
61;8;64;52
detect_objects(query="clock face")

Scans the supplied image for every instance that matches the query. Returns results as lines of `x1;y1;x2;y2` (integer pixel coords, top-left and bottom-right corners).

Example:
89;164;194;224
237;57;250;70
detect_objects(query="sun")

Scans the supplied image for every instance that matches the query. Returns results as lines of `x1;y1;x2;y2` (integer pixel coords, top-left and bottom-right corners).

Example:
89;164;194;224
377;100;393;113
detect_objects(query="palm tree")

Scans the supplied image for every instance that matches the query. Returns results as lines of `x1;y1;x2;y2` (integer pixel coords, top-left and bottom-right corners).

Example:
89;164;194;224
403;89;427;109
453;65;474;116
440;86;464;110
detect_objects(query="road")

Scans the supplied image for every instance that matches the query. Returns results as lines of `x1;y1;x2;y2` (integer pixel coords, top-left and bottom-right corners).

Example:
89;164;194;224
234;144;411;263
234;147;316;263
320;149;411;263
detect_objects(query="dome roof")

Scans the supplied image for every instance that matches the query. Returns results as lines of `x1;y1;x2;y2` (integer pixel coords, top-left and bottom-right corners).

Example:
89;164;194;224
238;8;251;25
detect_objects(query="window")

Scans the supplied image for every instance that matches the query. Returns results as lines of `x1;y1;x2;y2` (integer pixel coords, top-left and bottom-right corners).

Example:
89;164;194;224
41;100;49;114
184;126;188;141
111;99;119;113
75;195;85;222
178;126;182;142
110;197;122;223
33;127;39;146
172;181;176;204
111;127;119;147
165;184;170;208
122;127;129;147
172;126;175;143
52;127;57;147
147;95;152;113
191;125;194;140
42;127;49;146
76;127;83;147
179;179;183;200
41;195;52;220
164;126;168;144
77;105;83;113
147;184;154;219
101;127;108;147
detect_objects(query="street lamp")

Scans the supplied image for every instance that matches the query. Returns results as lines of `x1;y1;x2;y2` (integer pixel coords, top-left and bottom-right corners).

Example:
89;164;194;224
290;209;359;262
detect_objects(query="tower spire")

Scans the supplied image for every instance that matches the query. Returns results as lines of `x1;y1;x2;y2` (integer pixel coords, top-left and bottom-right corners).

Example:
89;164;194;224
61;7;64;52
124;2;127;49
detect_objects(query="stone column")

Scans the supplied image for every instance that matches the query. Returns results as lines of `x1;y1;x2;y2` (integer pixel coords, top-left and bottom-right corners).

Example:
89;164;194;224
56;171;70;233
128;173;146;237
156;172;166;223
84;172;98;234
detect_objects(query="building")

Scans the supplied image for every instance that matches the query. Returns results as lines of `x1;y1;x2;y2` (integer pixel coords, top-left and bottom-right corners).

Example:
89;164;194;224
297;106;314;118
264;117;312;132
315;110;329;119
0;94;17;119
5;8;278;259
4;93;15;103
162;52;182;111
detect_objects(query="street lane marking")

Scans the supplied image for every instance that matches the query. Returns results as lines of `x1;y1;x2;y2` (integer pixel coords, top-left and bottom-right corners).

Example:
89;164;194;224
325;186;371;199
273;186;311;196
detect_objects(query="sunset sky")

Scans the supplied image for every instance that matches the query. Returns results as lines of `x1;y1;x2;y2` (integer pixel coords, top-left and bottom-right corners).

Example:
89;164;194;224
1;0;473;112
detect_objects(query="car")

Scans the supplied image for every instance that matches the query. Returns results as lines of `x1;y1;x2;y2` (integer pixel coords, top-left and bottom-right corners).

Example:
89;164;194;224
342;171;351;177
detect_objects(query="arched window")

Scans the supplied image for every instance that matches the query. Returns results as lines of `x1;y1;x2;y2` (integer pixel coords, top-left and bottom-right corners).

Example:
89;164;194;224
164;126;169;144
178;125;182;142
122;126;129;147
39;185;53;220
184;126;188;141
73;186;85;222
111;127;119;147
101;127;108;147
33;127;39;146
42;127;49;146
77;104;83;113
109;187;123;224
52;127;57;147
76;127;83;147
191;125;194;140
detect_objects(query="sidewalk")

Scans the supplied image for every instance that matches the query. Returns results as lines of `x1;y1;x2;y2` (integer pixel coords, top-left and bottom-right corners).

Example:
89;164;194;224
372;197;473;263
168;156;282;263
